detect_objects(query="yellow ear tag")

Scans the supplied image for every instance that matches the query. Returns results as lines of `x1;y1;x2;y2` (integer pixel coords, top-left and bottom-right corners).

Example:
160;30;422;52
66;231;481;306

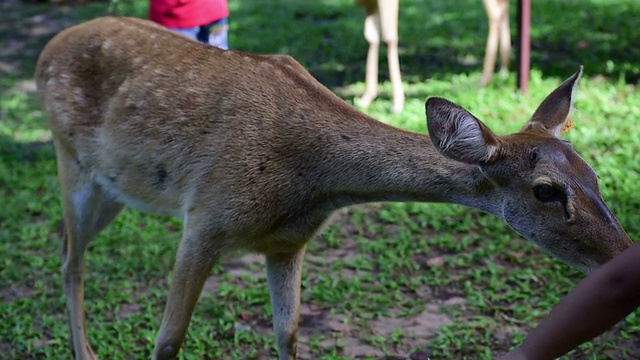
560;117;574;135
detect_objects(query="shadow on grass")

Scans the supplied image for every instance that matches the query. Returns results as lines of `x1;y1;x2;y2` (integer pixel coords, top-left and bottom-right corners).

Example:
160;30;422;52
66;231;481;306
231;0;640;90
0;0;109;95
0;131;55;169
1;0;638;94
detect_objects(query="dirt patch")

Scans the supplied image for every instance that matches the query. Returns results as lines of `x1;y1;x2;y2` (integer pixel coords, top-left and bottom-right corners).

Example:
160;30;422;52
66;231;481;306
0;283;35;301
372;305;452;341
117;302;141;320
224;253;265;279
202;253;266;297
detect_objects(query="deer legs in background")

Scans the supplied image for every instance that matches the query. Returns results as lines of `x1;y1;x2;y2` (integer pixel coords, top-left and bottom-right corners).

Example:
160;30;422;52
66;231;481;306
355;0;404;113
480;0;511;86
355;0;512;113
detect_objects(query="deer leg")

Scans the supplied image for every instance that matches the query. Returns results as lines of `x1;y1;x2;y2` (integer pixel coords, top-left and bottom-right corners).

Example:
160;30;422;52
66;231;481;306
152;224;221;360
498;1;511;76
481;0;510;86
480;0;501;86
57;149;124;360
386;41;404;113
266;246;307;360
356;12;381;110
378;0;404;113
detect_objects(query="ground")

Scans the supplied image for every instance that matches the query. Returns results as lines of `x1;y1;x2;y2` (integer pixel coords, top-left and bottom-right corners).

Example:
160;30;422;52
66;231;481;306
2;0;640;359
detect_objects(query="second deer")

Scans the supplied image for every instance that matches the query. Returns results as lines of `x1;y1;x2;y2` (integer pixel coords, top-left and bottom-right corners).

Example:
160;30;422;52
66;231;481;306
36;17;630;360
355;0;511;112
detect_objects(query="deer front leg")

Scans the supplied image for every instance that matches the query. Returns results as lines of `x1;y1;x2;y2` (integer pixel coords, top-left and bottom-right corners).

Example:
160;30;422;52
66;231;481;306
266;246;307;360
377;0;404;113
153;227;220;360
481;0;500;86
480;0;510;86
356;12;381;110
498;1;511;76
386;39;404;113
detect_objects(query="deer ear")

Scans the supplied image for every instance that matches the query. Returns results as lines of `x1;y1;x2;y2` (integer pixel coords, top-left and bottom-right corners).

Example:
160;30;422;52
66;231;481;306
523;66;583;137
425;97;500;165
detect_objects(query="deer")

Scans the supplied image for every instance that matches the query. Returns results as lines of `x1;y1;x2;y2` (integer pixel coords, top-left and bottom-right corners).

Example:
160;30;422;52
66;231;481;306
354;0;511;113
35;16;631;360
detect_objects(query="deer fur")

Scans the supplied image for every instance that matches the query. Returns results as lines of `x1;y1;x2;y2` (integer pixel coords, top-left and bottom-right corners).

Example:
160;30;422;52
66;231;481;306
36;16;631;360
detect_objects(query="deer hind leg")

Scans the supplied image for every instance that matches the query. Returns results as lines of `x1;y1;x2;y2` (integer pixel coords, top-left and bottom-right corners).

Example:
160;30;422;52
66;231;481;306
153;220;222;360
498;0;511;76
57;148;124;360
480;0;510;86
377;0;404;113
266;246;307;360
355;10;381;110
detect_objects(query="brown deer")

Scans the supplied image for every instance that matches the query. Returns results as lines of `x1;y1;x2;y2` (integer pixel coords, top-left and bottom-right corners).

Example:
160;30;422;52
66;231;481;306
355;0;511;113
35;16;630;360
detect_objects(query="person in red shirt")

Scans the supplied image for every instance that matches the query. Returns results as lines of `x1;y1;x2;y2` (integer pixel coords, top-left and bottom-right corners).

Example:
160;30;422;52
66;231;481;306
149;0;229;49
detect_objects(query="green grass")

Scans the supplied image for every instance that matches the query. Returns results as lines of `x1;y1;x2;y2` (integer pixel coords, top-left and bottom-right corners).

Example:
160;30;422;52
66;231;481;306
1;0;640;359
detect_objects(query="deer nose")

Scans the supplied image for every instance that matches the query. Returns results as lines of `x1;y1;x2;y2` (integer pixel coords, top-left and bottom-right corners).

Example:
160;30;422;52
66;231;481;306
596;229;632;266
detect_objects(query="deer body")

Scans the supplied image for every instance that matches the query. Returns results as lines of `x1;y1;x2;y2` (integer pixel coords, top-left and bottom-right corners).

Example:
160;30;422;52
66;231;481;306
36;17;631;360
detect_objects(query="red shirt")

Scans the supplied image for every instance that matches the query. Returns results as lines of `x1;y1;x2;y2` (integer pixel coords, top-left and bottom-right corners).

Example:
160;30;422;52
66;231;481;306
149;0;229;29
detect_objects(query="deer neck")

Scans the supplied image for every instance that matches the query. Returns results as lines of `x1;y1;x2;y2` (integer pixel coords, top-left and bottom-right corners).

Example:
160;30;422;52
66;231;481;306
309;115;502;217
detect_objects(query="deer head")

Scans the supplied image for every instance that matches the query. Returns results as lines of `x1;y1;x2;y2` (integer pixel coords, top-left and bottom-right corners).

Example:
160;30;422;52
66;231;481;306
426;67;632;272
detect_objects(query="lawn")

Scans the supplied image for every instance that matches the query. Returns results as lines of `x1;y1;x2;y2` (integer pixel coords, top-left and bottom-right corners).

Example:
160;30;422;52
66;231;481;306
1;0;640;359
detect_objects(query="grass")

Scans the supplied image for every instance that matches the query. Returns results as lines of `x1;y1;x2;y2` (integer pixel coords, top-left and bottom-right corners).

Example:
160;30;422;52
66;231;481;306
1;0;640;359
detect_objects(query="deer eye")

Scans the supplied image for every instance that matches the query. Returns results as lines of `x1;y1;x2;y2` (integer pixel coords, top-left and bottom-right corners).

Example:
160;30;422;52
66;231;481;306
533;184;561;202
